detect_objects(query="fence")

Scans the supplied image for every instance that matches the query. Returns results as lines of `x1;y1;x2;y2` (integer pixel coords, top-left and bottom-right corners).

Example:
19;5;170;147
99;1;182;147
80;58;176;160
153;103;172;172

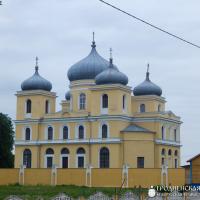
0;167;185;187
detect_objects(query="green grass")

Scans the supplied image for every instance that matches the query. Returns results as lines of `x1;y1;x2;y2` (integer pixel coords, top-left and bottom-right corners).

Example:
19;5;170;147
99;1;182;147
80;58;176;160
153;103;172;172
0;184;148;200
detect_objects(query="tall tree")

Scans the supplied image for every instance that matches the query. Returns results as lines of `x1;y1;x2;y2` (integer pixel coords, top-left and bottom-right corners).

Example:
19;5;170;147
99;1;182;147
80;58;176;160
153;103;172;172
0;113;14;168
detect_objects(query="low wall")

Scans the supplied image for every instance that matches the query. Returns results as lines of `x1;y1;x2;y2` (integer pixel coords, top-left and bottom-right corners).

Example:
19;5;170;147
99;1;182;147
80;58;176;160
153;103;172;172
0;168;185;187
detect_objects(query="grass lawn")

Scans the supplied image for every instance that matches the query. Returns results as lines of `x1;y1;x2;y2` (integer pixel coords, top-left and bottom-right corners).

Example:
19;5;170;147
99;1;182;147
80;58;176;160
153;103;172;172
0;185;147;199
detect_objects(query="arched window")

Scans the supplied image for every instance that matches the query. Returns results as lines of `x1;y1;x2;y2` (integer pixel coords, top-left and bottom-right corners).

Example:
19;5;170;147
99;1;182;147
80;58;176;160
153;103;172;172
78;125;84;139
122;95;126;110
140;104;145;113
61;148;69;154
100;147;109;168
102;94;108;108
26;99;32;113
45;148;54;168
45;100;50;114
77;147;85;168
79;93;86;110
168;149;172;156
25;128;31;141
174;150;178;156
158;104;161;112
23;149;32;168
161;148;166;156
102;124;108;139
63;126;68;140
161;126;165;140
47;126;53;140
61;148;69;168
174;129;177;141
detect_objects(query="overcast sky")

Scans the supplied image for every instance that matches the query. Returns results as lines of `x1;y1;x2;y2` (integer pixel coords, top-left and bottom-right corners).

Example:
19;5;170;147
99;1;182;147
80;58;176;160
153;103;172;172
0;0;199;165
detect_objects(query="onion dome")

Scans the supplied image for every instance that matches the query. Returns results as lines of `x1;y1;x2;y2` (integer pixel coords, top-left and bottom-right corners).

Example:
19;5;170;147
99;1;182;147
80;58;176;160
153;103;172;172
133;64;162;96
67;33;117;82
21;57;52;91
95;49;128;85
65;91;71;100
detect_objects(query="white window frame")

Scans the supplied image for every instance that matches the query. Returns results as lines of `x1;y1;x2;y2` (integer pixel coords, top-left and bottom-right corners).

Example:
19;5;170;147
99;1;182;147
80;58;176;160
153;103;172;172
161;126;166;140
60;154;70;168
59;125;70;140
45;100;51;114
122;94;127;113
24;99;32;118
75;124;86;139
78;93;86;110
76;154;85;168
100;94;108;114
98;121;110;139
23;126;32;141
46;125;54;140
44;154;54;168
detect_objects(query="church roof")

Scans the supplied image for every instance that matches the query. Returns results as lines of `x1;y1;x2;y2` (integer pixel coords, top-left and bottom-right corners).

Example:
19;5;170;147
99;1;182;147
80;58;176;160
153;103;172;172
121;124;155;133
21;57;52;92
67;34;117;82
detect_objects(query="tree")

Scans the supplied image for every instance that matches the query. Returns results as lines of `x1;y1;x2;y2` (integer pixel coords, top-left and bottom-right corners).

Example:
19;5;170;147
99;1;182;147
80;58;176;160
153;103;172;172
0;113;14;168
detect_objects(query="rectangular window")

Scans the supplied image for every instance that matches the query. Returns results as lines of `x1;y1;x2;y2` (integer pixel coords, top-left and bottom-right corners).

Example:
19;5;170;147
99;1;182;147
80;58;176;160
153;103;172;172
175;159;178;168
174;129;177;141
137;157;144;168
47;156;53;168
78;156;84;168
62;157;68;168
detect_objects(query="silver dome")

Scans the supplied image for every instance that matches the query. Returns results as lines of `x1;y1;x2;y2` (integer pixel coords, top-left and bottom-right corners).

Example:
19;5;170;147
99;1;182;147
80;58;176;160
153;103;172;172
21;60;52;91
133;69;162;96
95;58;128;85
67;41;117;82
65;91;71;100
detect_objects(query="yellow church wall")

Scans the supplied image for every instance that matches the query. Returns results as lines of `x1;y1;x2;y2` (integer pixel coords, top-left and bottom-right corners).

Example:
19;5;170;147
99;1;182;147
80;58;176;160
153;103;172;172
15;146;39;168
155;145;180;168
91;168;122;187
24;169;51;185
57;169;86;186
128;168;162;188
122;132;155;168
16;91;56;120
131;96;165;113
168;168;185;186
0;169;19;185
90;144;122;168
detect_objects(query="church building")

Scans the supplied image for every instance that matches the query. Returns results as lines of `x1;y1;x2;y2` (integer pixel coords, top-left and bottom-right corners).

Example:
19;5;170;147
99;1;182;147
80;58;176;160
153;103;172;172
14;37;181;169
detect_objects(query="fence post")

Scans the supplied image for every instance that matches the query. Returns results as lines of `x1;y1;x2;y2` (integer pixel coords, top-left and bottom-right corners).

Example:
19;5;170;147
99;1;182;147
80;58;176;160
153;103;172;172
122;164;129;188
161;164;168;186
19;165;25;185
86;165;92;187
51;164;57;186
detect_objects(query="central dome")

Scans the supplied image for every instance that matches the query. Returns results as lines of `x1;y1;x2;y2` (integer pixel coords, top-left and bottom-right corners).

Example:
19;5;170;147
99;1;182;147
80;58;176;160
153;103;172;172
67;40;117;82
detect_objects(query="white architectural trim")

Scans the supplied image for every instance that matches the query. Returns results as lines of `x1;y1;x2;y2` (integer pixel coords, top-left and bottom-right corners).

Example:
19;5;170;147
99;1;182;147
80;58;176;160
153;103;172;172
98;146;110;168
23;126;32;141
75;123;86;139
44;154;54;168
45;99;51;114
59;125;70;140
60;154;70;168
45;125;54;140
98;121;110;139
15;138;121;146
76;154;86;168
100;94;108;115
78;92;86;110
155;139;181;147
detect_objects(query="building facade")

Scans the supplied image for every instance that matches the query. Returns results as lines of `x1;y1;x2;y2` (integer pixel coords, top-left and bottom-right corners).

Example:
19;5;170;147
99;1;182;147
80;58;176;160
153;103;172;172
14;38;182;169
